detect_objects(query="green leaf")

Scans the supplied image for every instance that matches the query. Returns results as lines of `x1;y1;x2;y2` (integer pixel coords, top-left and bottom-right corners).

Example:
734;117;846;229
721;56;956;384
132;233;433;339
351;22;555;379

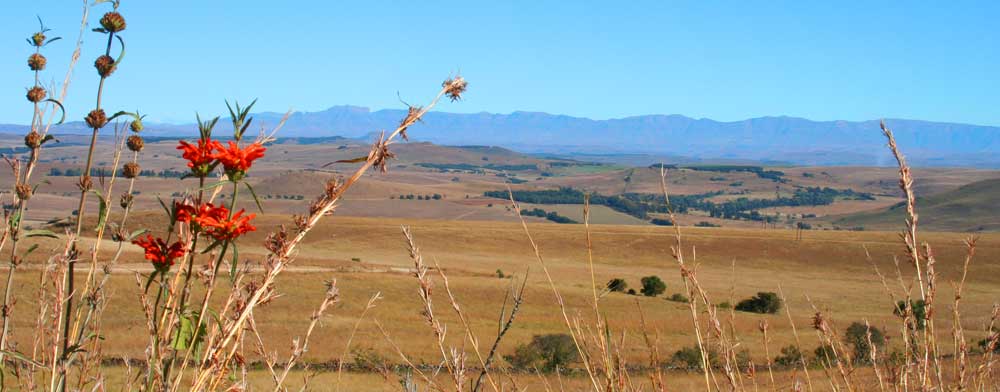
244;182;264;213
143;270;159;293
127;229;149;241
23;244;39;258
229;244;239;281
198;180;230;192
91;190;109;234
113;35;126;66
170;314;206;351
323;156;367;167
0;350;44;367
24;229;58;239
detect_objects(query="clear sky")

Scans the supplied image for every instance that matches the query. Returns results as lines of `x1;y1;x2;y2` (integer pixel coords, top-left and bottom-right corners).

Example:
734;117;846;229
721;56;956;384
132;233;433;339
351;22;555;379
2;1;998;125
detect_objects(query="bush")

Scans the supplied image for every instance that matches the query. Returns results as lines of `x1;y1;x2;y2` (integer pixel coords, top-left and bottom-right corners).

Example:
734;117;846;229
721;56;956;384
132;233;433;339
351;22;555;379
505;334;579;372
844;322;886;363
814;344;837;367
979;330;999;353
496;269;505;278
640;275;666;297
718;301;731;309
893;299;927;330
735;292;782;314
606;278;627;293
671;345;718;370
627;289;637;295
773;345;804;368
667;293;688;303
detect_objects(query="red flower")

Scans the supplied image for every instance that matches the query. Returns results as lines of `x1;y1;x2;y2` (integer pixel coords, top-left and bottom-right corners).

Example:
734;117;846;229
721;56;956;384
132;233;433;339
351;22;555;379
193;206;256;241
177;139;217;177
132;234;185;270
213;141;265;178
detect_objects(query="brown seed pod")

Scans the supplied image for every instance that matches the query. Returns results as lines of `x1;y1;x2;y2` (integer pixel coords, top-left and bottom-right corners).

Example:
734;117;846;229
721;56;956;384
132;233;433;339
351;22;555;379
94;55;117;78
100;12;127;33
32;32;46;47
24;131;43;149
126;135;144;152
78;175;93;192
26;86;47;103
123;162;141;179
442;76;468;102
120;193;134;209
28;53;47;71
15;184;32;201
85;109;108;129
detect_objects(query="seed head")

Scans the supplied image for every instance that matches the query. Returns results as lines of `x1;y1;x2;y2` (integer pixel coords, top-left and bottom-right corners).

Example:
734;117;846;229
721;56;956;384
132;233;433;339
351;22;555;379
15;184;32;201
32;32;46;47
120;193;134;209
100;12;127;33
26;86;47;103
28;53;47;71
95;55;117;78
122;162;141;179
130;118;144;132
126;135;144;152
24;131;43;149
85;109;108;129
442;76;468;102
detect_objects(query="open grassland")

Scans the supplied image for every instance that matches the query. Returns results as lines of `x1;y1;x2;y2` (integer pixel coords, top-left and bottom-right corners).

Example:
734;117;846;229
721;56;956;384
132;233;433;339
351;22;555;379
8;214;999;370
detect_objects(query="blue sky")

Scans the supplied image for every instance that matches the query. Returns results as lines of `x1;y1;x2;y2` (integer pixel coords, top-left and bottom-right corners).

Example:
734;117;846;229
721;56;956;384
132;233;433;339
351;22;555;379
2;1;998;125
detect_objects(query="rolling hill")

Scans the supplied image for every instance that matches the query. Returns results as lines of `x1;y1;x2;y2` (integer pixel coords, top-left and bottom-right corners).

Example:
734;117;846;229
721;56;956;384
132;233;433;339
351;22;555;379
833;178;1000;232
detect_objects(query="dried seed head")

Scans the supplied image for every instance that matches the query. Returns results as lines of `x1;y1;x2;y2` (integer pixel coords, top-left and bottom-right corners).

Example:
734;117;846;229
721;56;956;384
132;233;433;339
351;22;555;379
15;183;32;201
122;162;140;179
130;118;144;132
812;312;828;332
442;76;467;102
32;32;46;47
94;55;117;78
100;12;127;33
28;53;47;71
78;175;93;192
24;131;43;149
126;135;144;152
398;106;423;141
85;109;108;129
26;86;46;103
120;193;134;209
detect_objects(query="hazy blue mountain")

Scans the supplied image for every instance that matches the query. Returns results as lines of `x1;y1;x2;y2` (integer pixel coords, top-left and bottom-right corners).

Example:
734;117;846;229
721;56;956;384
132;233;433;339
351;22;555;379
3;106;998;167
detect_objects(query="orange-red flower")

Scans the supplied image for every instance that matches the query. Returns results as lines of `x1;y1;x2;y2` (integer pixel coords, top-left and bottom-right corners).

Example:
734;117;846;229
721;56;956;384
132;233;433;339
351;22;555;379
175;201;228;229
177;139;217;177
192;206;256;241
132;234;185;270
213;141;265;179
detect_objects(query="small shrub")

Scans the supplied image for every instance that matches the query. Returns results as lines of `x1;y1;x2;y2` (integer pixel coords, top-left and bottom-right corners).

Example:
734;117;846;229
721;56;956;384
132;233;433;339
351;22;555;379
505;334;579;372
352;347;389;372
718;301;731;309
496;269;505;278
640;275;666;297
671;345;719;370
844;322;886;363
667;293;688;303
735;292;782;314
773;345;804;368
606;278;627;293
893;299;927;330
627;288;637;295
351;257;361;262
813;344;838;367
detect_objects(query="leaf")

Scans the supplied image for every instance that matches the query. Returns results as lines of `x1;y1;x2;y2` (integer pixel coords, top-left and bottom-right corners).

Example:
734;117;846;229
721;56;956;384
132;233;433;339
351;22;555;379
157;196;172;219
23;244;39;258
91;190;109;234
92;28;108;33
45;37;62;46
198;180;230;192
143;270;159;293
171;314;205;351
44;99;66;125
24;229;58;239
229;244;239;281
113;35;126;66
244;182;264;213
323;156;367;167
0;350;44;368
40;134;57;146
127;229;149;241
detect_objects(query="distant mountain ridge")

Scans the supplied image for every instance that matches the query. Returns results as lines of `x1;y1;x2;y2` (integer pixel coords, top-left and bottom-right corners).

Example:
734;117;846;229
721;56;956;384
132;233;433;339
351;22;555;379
3;106;998;167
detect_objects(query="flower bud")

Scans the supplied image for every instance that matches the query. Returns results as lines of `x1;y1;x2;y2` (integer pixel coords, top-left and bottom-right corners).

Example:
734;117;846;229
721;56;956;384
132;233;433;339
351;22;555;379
28;53;47;71
24;131;42;149
100;12;127;33
85;109;108;129
126;135;144;152
26;86;46;103
94;55;117;78
130;118;144;132
32;32;46;47
123;162;141;179
15;184;32;201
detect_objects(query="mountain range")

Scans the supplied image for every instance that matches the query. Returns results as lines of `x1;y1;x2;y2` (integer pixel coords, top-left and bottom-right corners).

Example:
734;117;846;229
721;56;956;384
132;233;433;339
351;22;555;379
3;106;998;167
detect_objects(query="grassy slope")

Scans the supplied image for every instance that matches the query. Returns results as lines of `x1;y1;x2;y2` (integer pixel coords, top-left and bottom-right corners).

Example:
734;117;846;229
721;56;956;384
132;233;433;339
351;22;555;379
833;177;1000;232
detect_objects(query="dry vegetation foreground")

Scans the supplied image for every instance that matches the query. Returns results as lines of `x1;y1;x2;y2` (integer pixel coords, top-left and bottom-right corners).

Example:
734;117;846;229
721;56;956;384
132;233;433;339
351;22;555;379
6;214;999;384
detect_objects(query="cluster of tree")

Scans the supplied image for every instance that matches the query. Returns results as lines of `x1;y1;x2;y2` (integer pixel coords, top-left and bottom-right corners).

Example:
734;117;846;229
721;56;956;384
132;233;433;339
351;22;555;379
650;218;673;226
521;208;576;224
48;167;196;179
396;194;443;200
416;162;539;173
774;322;887;367
266;194;305;200
606;276;666;297
505;334;578;372
735;292;783;314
